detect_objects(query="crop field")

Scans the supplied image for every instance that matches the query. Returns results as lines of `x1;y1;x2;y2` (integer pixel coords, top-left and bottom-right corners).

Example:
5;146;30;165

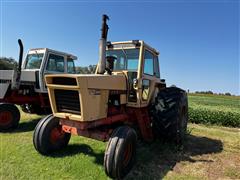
188;94;240;127
0;94;239;179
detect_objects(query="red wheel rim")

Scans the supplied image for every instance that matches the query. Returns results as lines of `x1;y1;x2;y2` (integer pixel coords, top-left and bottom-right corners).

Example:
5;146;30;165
0;111;13;126
123;143;133;167
50;126;65;144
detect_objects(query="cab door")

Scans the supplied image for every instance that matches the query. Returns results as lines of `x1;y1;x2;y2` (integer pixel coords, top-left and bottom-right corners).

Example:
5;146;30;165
140;49;160;107
41;53;66;92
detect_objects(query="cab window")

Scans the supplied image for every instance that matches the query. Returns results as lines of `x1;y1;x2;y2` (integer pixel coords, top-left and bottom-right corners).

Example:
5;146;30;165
154;56;160;78
143;50;154;76
142;79;150;101
25;53;44;69
106;49;139;71
67;59;75;73
46;54;64;72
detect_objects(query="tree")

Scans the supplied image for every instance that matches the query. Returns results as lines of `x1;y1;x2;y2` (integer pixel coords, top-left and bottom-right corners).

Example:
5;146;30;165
0;57;18;70
75;65;97;74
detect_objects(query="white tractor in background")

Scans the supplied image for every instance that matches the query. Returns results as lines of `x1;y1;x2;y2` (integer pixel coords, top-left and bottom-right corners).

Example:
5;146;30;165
0;39;77;130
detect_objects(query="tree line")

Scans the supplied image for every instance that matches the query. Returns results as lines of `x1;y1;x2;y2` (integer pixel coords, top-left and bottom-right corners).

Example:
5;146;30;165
0;57;96;74
194;91;232;96
0;57;18;70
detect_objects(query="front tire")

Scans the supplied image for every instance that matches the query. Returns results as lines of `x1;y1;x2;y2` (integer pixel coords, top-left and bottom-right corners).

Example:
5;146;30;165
33;114;71;155
151;87;188;144
0;103;20;131
104;126;137;179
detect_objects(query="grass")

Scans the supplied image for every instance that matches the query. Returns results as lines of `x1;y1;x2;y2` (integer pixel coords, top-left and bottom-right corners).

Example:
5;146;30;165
188;94;240;127
1;110;240;180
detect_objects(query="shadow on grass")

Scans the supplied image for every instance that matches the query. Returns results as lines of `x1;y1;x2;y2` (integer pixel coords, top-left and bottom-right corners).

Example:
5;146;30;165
50;144;104;165
125;134;223;179
0;118;42;133
14;118;42;133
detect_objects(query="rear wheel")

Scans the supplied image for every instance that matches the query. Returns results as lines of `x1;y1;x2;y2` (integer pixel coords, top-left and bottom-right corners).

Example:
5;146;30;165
150;87;188;144
104;126;137;179
0;103;20;131
33;114;71;155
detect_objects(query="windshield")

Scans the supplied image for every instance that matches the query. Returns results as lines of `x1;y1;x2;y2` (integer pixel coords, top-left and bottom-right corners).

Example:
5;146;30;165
106;49;139;71
25;53;44;69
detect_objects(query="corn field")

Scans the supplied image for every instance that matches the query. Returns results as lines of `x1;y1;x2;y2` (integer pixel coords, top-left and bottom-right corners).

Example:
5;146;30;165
188;94;240;127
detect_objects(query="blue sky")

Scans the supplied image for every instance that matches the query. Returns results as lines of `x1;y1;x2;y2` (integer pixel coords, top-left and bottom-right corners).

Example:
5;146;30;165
0;0;239;95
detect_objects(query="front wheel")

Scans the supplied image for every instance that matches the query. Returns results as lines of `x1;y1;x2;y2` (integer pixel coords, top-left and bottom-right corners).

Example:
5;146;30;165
0;103;20;131
104;126;137;179
33;114;71;155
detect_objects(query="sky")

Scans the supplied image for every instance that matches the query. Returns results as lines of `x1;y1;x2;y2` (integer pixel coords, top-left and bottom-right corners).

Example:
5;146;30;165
0;0;239;95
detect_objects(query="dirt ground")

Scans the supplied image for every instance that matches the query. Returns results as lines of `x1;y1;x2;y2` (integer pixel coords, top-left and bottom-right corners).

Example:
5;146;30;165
126;123;240;180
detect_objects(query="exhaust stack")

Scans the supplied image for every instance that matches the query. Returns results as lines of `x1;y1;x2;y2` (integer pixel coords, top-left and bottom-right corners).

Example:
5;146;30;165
97;14;109;74
15;39;23;89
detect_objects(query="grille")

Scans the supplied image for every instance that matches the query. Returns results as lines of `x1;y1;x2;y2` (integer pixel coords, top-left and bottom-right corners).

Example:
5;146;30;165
52;77;77;86
54;89;81;114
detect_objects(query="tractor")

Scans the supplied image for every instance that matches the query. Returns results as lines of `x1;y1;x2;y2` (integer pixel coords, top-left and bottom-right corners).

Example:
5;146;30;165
33;15;188;179
0;40;77;130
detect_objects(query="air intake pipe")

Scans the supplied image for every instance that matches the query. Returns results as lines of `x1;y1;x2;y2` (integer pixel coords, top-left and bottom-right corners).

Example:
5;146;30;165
97;14;109;74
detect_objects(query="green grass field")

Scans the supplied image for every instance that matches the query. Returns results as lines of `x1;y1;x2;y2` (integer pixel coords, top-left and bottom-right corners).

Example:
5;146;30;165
0;94;240;179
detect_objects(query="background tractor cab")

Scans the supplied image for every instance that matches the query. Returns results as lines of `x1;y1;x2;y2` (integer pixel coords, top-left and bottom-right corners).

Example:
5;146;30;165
21;48;77;92
0;40;77;130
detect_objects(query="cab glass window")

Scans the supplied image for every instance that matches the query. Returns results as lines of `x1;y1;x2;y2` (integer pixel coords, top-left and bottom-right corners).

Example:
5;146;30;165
67;59;75;73
106;49;139;71
154;56;160;78
25;53;44;69
46;54;64;72
142;79;150;101
143;50;154;75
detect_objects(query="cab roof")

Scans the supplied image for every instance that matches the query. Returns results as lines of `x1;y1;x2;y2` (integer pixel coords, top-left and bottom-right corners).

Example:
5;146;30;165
28;48;77;60
107;40;159;55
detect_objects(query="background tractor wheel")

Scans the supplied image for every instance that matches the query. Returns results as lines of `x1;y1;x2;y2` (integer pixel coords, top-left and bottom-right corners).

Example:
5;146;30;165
151;87;188;145
0;103;20;131
104;126;137;179
33;114;71;155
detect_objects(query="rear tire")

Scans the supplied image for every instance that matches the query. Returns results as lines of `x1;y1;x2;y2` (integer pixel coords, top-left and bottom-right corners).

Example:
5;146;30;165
0;103;20;131
33;114;71;155
151;87;188;144
104;126;137;179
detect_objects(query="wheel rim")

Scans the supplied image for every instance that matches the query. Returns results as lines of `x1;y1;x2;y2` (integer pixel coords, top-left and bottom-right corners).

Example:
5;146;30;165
50;126;65;144
123;143;133;167
0;111;13;126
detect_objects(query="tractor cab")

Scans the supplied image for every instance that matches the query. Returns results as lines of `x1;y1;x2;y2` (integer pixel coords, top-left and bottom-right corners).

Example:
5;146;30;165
106;40;165;107
20;48;77;93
